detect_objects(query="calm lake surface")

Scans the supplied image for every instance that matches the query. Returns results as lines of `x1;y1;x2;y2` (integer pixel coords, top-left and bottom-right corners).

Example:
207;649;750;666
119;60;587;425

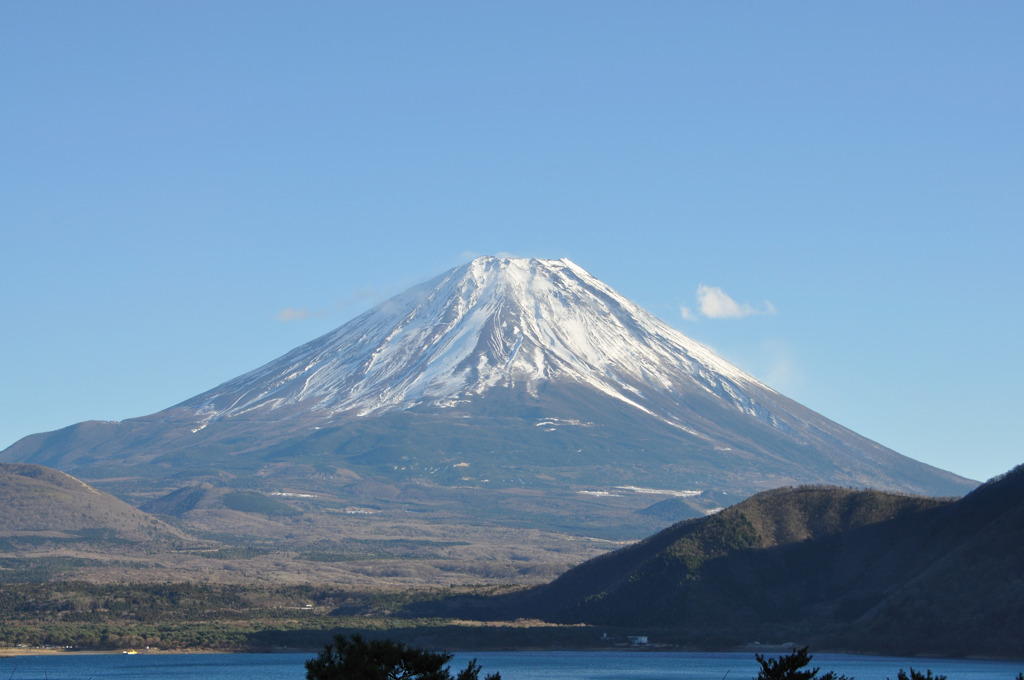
2;651;1022;680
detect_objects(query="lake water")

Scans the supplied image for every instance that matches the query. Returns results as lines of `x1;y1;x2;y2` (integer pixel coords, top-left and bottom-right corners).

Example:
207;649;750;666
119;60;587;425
1;651;1021;680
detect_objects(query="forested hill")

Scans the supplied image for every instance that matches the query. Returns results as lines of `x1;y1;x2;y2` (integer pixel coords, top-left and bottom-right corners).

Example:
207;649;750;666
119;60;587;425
507;485;951;626
478;465;1024;657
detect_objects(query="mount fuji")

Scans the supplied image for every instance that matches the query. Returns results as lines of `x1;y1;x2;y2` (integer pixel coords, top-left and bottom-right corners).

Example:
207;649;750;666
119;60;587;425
2;256;975;554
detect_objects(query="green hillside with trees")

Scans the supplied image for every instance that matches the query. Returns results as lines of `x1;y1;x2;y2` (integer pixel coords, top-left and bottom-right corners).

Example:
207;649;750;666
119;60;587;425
480;465;1024;656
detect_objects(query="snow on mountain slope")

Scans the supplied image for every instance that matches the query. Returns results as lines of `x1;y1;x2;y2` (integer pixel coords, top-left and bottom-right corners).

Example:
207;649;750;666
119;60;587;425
182;257;775;434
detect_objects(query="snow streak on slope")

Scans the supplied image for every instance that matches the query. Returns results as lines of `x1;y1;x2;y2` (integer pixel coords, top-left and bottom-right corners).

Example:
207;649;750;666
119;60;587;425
183;257;777;432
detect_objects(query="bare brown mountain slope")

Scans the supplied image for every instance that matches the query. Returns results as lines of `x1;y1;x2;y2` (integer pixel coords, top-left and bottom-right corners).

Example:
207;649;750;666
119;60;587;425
0;463;188;543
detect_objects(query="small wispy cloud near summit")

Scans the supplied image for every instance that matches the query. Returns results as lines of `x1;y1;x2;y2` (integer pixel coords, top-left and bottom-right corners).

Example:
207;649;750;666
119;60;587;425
336;289;380;313
277;307;315;322
681;285;776;321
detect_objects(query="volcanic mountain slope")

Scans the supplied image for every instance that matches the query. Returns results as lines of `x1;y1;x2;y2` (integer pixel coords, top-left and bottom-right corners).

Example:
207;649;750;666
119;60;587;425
1;257;975;556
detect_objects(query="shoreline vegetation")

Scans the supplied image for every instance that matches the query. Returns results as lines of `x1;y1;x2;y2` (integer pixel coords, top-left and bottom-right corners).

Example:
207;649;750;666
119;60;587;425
0;580;612;656
0;575;1021;661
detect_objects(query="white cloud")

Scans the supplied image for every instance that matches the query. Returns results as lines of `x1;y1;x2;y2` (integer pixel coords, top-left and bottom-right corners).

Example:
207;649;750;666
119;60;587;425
277;307;314;322
681;285;777;321
679;306;698;321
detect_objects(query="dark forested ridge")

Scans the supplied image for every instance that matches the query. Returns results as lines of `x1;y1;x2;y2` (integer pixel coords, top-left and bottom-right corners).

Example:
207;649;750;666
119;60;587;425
423;466;1024;657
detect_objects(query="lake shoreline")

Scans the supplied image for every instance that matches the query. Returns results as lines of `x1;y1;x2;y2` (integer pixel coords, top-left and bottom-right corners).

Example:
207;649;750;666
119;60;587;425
2;649;1023;680
0;647;234;657
4;645;1022;662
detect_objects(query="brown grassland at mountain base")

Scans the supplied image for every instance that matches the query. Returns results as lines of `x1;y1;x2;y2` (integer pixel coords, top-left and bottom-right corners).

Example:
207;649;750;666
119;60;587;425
0;462;622;588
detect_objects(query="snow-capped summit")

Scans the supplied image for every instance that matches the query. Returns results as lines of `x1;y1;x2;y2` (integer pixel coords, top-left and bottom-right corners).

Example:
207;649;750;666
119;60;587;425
184;256;763;429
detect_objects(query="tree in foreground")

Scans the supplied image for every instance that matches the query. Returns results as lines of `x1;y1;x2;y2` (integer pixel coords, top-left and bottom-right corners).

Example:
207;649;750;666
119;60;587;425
754;647;852;680
891;670;947;680
305;634;500;680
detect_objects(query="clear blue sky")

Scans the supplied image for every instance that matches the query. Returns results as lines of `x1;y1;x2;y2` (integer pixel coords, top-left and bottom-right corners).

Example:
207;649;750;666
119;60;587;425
2;2;1021;484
